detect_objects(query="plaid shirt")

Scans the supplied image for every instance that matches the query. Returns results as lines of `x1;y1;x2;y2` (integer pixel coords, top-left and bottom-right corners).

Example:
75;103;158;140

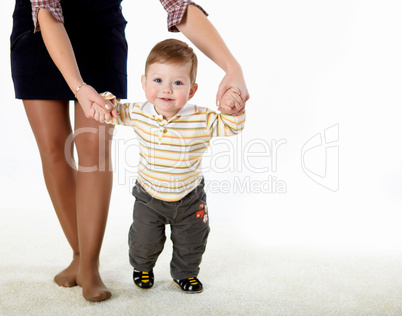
30;0;207;33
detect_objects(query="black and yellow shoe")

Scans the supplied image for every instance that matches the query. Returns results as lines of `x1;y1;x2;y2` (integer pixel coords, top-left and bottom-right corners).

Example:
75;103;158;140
173;277;203;293
133;269;154;289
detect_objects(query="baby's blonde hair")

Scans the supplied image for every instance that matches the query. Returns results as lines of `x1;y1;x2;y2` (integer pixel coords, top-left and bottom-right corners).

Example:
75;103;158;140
145;39;198;84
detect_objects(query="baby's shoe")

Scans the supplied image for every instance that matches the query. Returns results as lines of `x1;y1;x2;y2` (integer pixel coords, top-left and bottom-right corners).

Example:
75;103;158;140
173;277;203;293
133;269;154;289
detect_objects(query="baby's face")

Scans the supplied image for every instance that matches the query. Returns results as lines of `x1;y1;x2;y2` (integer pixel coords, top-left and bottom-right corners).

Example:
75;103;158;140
141;62;198;120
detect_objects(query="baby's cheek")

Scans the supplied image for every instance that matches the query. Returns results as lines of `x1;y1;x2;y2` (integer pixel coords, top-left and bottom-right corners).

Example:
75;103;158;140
145;89;157;103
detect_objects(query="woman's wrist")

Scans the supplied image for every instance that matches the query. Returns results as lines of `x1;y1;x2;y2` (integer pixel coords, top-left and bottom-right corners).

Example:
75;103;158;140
223;59;243;76
75;82;87;98
66;75;85;95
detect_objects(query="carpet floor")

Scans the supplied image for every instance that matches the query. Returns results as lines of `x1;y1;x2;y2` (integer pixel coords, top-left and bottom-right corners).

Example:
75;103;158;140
1;208;402;315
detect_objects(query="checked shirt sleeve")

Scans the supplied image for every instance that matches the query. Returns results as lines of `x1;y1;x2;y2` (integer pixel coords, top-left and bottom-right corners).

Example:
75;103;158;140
158;0;208;32
31;0;64;33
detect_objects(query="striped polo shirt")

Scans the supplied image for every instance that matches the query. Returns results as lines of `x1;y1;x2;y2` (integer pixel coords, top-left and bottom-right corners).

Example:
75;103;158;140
104;93;246;201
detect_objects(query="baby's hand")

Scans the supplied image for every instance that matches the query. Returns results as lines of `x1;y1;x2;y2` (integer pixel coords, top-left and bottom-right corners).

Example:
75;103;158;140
217;87;245;115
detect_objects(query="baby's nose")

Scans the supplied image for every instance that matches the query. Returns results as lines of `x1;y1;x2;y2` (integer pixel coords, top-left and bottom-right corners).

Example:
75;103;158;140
162;84;173;93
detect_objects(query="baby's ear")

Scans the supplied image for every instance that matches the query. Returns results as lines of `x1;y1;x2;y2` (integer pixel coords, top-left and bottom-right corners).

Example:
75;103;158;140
141;75;147;91
188;83;198;100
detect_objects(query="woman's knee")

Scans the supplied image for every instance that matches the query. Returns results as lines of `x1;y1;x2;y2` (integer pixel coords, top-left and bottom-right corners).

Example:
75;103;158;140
23;100;72;166
74;125;113;168
37;139;69;166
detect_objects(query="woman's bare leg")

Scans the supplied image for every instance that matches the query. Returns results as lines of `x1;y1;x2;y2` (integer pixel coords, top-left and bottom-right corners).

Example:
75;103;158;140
23;100;79;287
74;101;114;302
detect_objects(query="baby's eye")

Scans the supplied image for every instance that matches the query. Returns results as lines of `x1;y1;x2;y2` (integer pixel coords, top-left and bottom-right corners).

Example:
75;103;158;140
174;81;183;86
154;78;162;83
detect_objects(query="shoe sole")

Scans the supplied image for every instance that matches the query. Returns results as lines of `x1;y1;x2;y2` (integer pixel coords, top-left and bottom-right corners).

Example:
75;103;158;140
134;283;153;290
173;281;203;294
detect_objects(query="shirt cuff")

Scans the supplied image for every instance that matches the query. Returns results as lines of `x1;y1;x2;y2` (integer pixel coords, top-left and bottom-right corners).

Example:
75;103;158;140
100;92;118;107
165;1;208;33
31;1;64;33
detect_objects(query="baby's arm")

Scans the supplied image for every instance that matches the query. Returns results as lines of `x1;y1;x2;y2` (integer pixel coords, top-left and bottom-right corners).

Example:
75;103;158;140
207;105;246;137
217;87;246;116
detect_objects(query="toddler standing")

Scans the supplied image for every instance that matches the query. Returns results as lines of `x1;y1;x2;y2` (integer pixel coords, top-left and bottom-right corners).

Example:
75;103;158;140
104;38;245;293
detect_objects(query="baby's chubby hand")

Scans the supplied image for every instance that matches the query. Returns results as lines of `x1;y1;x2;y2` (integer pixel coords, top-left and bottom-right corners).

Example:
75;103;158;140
217;87;245;115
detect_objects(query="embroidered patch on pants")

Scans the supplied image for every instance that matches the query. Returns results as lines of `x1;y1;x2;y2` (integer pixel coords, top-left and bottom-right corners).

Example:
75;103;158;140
196;203;208;223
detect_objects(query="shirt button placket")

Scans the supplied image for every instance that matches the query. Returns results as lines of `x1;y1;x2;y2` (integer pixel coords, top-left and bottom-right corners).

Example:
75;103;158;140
157;119;167;145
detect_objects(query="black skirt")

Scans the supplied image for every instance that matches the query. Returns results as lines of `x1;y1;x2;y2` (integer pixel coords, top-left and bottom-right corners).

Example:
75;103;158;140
10;0;128;100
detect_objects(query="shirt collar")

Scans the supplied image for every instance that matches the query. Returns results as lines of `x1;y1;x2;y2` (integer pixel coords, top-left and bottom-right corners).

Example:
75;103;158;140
140;102;197;121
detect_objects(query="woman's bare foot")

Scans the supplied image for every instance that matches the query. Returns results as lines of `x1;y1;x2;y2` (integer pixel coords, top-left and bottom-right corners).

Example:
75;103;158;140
76;267;111;302
54;254;80;287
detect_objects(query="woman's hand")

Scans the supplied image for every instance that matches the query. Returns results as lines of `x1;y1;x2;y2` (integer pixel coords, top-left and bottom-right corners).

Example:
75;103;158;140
76;84;118;123
216;66;249;115
218;87;244;115
89;103;114;124
175;5;250;116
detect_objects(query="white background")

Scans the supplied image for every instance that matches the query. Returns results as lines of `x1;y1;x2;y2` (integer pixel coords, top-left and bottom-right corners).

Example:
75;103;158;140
1;0;402;250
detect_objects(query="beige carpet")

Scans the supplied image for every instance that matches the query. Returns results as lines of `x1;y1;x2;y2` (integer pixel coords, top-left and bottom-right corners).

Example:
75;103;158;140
1;208;402;315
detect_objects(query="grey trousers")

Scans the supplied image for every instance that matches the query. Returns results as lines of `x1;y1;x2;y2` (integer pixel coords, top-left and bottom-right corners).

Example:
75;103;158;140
129;179;210;280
